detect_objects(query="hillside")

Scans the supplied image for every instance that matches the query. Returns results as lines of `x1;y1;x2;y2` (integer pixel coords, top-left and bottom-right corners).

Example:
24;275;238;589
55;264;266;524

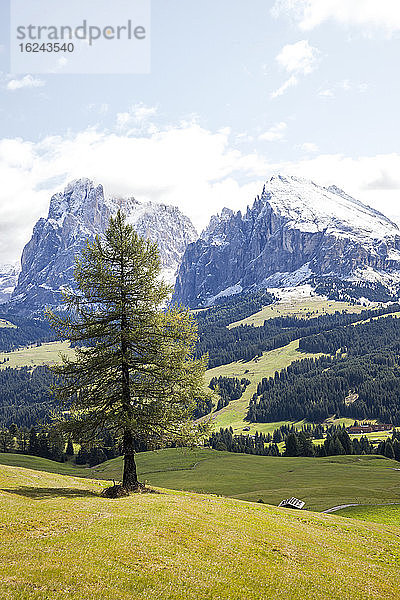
0;463;399;600
335;504;400;526
1;295;398;431
205;338;324;432
1;449;400;511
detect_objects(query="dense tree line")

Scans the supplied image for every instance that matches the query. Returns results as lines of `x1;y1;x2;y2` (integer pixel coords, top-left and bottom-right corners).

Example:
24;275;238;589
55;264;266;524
0;423;124;465
271;422;325;443
247;349;400;424
208;425;376;459
310;276;399;303
208;427;280;456
284;428;374;457
0;315;58;352
196;301;400;368
0;366;56;427
0;424;65;462
299;315;400;355
209;376;250;410
376;430;400;461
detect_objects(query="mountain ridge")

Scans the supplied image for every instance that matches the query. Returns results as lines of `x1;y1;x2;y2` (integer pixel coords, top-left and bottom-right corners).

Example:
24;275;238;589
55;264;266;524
173;175;400;307
8;178;197;315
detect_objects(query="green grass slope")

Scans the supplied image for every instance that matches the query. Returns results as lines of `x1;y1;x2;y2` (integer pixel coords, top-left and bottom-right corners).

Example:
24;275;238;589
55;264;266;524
228;298;366;329
0;463;400;600
2;449;400;512
335;504;400;526
0;341;74;369
205;339;325;432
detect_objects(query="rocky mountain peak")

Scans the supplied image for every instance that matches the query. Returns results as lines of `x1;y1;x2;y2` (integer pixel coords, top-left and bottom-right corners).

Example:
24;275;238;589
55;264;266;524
257;175;399;244
173;175;400;307
9;179;197;315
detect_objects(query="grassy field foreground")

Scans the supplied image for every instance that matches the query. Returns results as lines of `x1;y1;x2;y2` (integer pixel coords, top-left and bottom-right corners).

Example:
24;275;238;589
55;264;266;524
1;449;400;512
0;463;400;600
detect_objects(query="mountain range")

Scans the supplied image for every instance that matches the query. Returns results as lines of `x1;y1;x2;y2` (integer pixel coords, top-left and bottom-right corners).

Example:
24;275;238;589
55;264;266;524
7;178;197;314
2;174;400;314
173;175;400;306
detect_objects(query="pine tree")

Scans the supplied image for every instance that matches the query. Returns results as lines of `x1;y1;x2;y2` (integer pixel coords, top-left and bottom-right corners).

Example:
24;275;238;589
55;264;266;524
0;429;12;453
47;210;210;493
28;427;39;456
65;438;74;456
384;440;395;460
284;433;300;457
393;439;400;462
298;432;315;457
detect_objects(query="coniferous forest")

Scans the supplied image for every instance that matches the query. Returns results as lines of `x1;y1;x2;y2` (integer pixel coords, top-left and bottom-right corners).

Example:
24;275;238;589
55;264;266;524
0;366;55;427
208;425;400;461
2;294;400;433
247;315;400;425
195;299;400;368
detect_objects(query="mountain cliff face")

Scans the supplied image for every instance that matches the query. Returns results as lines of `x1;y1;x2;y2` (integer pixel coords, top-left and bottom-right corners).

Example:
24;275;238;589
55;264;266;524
10;179;197;314
0;263;20;304
173;175;400;307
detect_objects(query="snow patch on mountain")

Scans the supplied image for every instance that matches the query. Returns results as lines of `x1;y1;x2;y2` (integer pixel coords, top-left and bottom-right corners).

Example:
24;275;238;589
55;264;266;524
261;175;399;244
266;284;318;303
206;283;243;307
173;175;400;307
261;263;313;288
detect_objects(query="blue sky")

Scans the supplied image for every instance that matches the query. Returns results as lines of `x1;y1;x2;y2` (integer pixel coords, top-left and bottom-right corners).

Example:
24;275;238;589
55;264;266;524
1;0;400;264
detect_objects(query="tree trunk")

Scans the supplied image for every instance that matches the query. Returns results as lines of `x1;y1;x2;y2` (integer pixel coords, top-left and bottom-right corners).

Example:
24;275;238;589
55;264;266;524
122;430;140;490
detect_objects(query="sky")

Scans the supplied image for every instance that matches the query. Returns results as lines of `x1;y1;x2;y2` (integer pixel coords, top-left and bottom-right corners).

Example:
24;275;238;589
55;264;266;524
1;0;400;265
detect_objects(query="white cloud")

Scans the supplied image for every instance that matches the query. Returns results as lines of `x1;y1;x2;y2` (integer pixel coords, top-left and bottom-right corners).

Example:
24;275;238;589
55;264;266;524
87;103;109;115
298;142;319;153
259;122;288;142
116;103;158;132
271;40;319;98
6;75;45;91
0;124;268;264
318;80;368;98
271;75;299;98
276;40;320;75
2;120;400;265
318;89;334;98
271;0;400;34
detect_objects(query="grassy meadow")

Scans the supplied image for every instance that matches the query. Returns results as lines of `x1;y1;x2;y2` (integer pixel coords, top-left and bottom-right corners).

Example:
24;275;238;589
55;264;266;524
1;449;400;512
0;463;400;600
205;339;325;432
335;503;400;526
0;340;74;369
228;298;367;329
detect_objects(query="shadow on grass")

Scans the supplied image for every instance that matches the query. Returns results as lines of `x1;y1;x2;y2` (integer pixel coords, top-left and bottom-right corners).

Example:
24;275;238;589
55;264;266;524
1;486;100;499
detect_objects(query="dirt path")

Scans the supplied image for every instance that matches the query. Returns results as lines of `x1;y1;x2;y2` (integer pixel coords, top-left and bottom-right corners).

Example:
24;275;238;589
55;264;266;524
323;504;360;513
